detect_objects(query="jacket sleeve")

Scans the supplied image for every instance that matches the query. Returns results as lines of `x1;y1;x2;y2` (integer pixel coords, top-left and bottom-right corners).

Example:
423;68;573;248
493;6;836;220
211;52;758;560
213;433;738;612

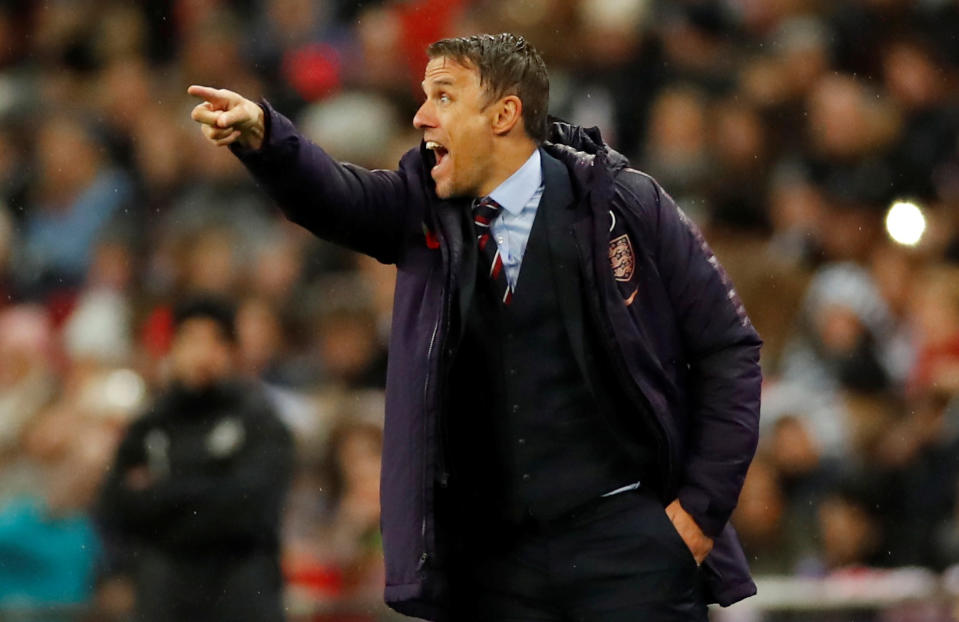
95;416;162;532
230;100;409;264
649;179;762;538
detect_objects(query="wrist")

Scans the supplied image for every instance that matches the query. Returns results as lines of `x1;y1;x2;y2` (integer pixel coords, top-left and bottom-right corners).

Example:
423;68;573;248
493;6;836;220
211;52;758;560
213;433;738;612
239;104;265;151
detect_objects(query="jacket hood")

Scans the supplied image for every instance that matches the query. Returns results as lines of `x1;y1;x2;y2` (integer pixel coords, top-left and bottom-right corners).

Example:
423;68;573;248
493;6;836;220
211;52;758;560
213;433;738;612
545;118;630;179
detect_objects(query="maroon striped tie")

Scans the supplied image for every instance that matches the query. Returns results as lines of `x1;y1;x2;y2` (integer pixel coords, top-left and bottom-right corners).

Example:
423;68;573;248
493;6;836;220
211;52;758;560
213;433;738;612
472;196;512;306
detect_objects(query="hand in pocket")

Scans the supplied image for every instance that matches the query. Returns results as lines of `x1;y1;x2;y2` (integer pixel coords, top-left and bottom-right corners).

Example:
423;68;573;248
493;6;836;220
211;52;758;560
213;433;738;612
665;499;713;565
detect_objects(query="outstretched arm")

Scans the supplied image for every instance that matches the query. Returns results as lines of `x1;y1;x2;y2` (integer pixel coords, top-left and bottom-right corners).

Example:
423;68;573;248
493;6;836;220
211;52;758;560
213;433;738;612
187;86;411;263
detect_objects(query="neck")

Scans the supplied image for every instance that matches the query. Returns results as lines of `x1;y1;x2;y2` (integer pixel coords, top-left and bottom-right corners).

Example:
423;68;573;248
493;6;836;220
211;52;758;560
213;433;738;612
478;138;538;197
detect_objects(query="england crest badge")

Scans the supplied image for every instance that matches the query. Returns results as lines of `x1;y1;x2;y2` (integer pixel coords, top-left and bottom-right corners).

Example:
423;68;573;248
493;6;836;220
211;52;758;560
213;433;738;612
608;234;635;282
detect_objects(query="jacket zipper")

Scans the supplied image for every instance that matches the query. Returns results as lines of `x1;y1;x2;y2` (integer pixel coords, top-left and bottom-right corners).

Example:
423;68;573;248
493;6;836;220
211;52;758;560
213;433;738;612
418;309;441;571
418;236;455;571
417;166;450;573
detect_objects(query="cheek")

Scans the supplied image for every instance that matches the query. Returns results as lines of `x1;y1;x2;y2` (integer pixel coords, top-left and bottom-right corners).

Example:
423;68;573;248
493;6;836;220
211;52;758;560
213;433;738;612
469;138;494;175
213;348;234;371
458;127;490;166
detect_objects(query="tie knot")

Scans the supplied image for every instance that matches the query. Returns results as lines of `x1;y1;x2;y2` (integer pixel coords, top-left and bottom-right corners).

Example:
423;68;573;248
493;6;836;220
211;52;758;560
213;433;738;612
472;196;503;227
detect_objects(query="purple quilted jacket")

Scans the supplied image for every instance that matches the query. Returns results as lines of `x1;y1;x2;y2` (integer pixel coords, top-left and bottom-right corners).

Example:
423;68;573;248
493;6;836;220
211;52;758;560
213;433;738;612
233;103;763;621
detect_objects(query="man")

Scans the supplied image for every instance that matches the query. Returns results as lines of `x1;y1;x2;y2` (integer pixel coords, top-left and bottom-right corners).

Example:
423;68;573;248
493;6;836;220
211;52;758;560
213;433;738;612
96;296;293;622
189;33;761;621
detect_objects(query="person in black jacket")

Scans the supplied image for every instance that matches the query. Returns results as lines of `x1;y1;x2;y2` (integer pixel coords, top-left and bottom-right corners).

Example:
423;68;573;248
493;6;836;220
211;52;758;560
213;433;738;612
96;295;294;622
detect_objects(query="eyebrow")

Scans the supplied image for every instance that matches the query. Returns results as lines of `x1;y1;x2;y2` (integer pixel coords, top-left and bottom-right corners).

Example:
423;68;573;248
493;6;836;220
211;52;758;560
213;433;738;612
423;78;456;89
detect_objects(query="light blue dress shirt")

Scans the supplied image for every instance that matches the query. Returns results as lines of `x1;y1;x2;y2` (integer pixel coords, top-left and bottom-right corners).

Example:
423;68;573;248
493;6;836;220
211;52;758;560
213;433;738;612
486;149;544;290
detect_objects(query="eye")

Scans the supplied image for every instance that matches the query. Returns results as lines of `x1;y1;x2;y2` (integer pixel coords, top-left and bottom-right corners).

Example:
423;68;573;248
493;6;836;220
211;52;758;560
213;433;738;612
438;92;451;104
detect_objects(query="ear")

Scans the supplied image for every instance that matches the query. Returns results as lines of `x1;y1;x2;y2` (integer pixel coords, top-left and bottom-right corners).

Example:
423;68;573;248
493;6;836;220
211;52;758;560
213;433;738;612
490;95;524;136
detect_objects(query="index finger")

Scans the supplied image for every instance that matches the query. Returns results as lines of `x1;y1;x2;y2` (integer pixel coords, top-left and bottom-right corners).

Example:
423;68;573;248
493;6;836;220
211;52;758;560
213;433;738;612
187;85;231;107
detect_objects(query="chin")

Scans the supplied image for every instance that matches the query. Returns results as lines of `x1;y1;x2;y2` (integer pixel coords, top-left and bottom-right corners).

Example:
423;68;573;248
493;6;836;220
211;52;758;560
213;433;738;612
433;180;454;200
435;179;477;201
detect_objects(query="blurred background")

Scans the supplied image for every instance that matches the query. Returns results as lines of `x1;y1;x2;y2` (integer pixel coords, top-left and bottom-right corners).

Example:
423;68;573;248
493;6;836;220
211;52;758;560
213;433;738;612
0;0;958;620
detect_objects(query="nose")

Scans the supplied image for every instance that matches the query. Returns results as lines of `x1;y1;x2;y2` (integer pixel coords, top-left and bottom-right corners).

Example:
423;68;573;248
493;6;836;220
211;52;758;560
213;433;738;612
413;100;435;130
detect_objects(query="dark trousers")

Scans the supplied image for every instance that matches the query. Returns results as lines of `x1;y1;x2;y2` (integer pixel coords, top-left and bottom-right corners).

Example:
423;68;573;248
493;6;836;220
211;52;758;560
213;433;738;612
448;489;708;621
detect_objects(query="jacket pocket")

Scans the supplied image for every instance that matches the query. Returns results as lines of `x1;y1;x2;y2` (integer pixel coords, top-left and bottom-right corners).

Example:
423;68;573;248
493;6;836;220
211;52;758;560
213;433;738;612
657;505;700;570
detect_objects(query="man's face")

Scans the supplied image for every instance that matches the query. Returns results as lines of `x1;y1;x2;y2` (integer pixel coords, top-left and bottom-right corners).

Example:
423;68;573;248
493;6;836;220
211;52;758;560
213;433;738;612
413;56;496;199
169;317;235;391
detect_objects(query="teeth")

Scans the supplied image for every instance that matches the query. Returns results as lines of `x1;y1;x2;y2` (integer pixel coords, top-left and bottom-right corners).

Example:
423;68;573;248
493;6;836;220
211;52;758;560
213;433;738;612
426;141;440;150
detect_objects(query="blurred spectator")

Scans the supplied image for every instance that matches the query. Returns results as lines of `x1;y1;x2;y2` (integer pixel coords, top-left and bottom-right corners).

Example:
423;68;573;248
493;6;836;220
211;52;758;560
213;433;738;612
874;386;959;567
766;167;827;268
773;16;830;103
882;37;958;201
96;295;293;621
803;75;901;214
773;262;901;458
16;113;134;298
299;92;402;169
816;481;884;571
307;273;389;391
642;84;711;218
319;419;384;595
286;418;385;620
236;295;288;380
0;306;55;464
658;1;738;91
909;267;959;393
733;457;816;575
0;413;108;613
0;372;123;613
706;97;771;230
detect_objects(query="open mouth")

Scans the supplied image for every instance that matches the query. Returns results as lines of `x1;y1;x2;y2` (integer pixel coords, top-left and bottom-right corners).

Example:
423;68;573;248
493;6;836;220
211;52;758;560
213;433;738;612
426;140;449;169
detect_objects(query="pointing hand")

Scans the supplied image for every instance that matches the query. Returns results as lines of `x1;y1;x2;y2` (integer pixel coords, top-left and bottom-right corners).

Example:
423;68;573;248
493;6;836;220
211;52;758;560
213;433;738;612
187;85;265;150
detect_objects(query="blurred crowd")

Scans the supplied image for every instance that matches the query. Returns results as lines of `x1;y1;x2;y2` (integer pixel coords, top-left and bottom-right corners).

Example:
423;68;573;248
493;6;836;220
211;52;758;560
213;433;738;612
0;0;958;619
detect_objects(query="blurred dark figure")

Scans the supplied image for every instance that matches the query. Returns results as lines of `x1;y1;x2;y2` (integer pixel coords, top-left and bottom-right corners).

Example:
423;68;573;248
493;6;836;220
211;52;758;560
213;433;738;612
816;480;884;571
308;273;388;390
732;457;806;575
882;37;958;201
95;295;293;622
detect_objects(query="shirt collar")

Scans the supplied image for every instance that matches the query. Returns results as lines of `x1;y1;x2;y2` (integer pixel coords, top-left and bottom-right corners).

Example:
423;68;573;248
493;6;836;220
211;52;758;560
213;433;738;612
487;149;542;216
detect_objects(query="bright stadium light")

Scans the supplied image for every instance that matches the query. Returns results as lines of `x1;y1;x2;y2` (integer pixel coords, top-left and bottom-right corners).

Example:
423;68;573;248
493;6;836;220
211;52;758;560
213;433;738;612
885;200;926;246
